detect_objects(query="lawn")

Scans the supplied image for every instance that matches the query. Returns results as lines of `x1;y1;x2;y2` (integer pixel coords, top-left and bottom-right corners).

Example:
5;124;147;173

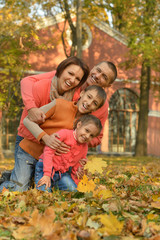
0;155;160;240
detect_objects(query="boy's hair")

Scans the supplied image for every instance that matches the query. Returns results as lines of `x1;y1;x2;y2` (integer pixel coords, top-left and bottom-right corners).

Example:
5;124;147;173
74;114;102;136
97;61;117;84
84;85;107;108
56;56;89;88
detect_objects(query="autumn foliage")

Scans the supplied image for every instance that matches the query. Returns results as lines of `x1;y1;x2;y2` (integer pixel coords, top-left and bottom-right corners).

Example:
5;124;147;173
0;155;160;239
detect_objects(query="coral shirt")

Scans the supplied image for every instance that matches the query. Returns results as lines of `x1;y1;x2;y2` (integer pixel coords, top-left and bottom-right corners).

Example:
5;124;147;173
40;129;88;185
18;71;56;138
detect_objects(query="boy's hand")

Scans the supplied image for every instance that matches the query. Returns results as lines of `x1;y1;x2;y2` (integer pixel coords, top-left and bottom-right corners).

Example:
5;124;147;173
28;108;46;124
37;175;51;189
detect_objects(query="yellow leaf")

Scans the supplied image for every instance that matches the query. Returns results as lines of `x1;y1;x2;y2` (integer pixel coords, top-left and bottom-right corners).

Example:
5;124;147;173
96;212;124;235
152;194;160;202
93;189;112;200
77;175;96;193
85;158;107;174
147;213;159;220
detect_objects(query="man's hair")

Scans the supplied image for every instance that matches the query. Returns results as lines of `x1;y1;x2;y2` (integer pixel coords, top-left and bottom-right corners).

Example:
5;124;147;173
84;85;107;108
74;114;102;136
97;61;117;84
56;56;89;88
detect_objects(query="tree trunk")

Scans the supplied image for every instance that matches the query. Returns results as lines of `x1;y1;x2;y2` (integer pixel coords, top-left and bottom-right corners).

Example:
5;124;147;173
135;61;150;156
76;0;82;58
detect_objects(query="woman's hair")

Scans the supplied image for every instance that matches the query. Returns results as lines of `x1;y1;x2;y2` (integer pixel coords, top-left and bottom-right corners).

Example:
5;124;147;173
56;56;89;88
74;114;102;136
84;85;107;108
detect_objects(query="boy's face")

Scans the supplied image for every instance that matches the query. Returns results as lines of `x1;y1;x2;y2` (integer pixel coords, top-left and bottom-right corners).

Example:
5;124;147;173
76;121;99;144
77;89;102;114
87;62;114;88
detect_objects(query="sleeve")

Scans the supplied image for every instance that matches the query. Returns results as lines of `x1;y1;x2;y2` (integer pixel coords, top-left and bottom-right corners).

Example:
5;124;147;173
71;145;88;184
21;71;56;110
43;130;68;177
42;146;55;177
23;100;57;141
88;100;109;148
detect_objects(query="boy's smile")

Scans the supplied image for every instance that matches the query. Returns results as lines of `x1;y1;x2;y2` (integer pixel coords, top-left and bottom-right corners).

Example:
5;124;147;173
77;89;102;114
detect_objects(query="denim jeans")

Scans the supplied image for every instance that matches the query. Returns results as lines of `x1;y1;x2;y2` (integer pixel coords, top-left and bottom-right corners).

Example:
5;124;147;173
35;160;77;192
0;135;37;192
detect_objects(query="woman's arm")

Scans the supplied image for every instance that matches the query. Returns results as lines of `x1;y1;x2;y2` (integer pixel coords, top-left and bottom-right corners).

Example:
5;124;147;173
21;71;56;110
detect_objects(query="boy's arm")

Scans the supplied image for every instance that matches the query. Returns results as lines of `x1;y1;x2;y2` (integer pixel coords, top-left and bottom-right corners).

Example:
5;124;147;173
23;100;57;141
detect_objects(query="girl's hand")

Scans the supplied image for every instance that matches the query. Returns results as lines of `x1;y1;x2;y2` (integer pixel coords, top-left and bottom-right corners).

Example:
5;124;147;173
42;133;70;154
37;175;51;189
79;158;88;167
76;166;85;179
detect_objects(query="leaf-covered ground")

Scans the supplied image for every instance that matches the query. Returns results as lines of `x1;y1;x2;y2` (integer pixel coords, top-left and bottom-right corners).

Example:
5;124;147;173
0;155;160;240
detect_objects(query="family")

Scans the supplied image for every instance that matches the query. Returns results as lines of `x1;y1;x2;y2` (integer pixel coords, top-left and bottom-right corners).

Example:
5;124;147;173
0;56;117;192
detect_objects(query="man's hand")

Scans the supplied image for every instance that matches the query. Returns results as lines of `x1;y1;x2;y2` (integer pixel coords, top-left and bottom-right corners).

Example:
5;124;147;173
42;133;70;154
28;108;46;124
37;175;51;189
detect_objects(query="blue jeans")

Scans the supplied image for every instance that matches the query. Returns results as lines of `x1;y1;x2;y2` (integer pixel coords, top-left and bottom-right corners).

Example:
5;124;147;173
0;135;37;192
35;160;77;192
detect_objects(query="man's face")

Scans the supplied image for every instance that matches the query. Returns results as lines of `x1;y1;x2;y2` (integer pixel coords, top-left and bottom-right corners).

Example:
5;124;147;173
87;62;114;88
77;89;102;114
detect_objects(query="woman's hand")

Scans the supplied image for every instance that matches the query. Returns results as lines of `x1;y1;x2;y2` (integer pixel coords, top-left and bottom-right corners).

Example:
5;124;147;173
28;108;46;124
79;158;88;167
37;175;51;189
42;133;70;155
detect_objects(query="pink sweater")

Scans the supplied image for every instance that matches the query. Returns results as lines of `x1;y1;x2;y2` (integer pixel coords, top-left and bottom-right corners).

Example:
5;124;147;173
40;129;88;185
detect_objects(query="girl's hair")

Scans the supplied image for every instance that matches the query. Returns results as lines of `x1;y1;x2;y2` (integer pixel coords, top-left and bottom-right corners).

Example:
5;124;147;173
56;56;89;88
74;114;102;136
84;85;107;108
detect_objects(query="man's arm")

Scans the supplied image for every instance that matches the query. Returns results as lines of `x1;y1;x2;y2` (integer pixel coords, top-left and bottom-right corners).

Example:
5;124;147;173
88;100;109;147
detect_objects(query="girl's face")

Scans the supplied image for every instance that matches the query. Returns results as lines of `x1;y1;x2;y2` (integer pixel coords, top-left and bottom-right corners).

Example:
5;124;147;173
58;64;84;94
75;121;99;144
77;89;102;114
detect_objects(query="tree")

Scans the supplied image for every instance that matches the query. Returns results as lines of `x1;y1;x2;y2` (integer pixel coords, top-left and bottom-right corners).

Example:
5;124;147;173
37;0;108;58
105;0;160;156
0;0;49;117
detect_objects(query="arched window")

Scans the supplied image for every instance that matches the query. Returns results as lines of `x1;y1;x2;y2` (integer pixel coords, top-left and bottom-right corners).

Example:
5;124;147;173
109;88;139;153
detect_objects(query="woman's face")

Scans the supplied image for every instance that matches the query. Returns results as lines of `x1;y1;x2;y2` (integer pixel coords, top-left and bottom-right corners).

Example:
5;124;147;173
58;64;84;94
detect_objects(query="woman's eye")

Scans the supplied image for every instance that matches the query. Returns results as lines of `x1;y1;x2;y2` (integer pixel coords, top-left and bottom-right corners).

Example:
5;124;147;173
94;101;98;106
87;95;91;98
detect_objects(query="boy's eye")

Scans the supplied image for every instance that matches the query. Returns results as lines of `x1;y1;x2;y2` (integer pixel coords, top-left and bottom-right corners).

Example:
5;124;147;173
69;71;74;75
85;128;89;132
87;94;91;99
